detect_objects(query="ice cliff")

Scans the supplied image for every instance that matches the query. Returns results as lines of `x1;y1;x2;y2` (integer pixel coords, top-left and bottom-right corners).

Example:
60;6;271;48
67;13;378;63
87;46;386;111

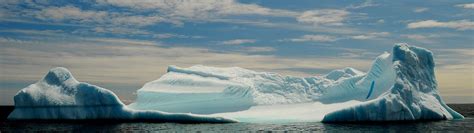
322;44;464;122
7;67;236;123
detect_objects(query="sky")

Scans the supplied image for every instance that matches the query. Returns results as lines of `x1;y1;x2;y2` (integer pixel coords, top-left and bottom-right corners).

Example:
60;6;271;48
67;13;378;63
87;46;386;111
0;0;473;105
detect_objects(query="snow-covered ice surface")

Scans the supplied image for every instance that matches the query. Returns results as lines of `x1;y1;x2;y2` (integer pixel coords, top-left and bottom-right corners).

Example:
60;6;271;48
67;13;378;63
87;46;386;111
128;43;463;123
7;67;236;123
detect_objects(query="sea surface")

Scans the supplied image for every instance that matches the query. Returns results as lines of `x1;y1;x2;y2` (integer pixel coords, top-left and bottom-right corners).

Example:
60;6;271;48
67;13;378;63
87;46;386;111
1;119;473;132
1;104;473;132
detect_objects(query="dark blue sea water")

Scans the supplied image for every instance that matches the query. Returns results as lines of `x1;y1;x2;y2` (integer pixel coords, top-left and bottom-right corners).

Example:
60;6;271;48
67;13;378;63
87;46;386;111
1;118;473;132
1;104;473;132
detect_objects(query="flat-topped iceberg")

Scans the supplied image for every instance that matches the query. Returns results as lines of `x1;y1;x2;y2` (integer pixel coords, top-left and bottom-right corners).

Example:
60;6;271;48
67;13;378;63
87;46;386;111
7;67;236;123
128;43;463;122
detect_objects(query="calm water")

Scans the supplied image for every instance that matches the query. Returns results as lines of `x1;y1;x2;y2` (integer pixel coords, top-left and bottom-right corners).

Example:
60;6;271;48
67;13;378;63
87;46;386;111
1;118;473;132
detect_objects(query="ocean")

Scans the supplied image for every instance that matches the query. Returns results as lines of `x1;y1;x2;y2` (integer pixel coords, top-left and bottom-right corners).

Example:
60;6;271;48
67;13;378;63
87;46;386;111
1;104;473;132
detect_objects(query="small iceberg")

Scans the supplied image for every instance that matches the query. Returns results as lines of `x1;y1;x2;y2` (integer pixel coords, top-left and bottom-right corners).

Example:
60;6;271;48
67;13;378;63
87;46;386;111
7;67;236;123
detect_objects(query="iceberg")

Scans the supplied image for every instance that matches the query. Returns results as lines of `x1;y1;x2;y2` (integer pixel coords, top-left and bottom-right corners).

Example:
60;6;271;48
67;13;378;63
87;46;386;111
7;43;463;123
7;67;236;123
128;43;463;122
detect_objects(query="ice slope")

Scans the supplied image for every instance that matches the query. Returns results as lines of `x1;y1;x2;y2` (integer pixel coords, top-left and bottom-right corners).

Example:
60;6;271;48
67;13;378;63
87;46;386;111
322;44;464;122
129;43;463;122
7;67;236;123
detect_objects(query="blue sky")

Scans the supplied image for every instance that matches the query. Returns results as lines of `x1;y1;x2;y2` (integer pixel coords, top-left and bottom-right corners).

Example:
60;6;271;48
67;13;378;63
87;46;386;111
0;0;473;104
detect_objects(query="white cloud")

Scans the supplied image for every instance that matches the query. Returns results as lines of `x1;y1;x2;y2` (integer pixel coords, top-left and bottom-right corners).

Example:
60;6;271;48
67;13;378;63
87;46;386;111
297;9;349;26
93;1;356;30
154;33;178;39
336;48;377;58
346;0;379;9
437;49;474;57
36;6;108;22
84;37;160;46
0;37;38;44
456;3;474;9
96;27;149;34
0;29;65;36
402;34;428;40
413;7;429;13
400;33;451;43
221;39;256;45
3;0;359;34
97;0;298;19
240;47;276;53
407;20;474;30
34;5;169;27
287;35;338;42
351;32;390;40
153;33;204;39
110;15;165;26
401;32;467;43
351;35;372;40
377;19;385;24
400;34;435;43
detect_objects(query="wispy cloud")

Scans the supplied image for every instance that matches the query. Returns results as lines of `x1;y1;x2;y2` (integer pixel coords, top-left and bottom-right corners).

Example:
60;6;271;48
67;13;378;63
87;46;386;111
34;5;168;27
456;3;474;9
346;0;379;9
377;19;385;24
285;34;338;42
0;0;362;37
97;0;298;19
153;33;204;39
413;7;429;13
87;27;150;35
221;39;256;45
240;47;276;53
84;37;160;46
402;34;430;42
351;32;390;40
336;48;378;58
407;20;474;30
36;6;108;22
0;29;66;36
297;9;349;26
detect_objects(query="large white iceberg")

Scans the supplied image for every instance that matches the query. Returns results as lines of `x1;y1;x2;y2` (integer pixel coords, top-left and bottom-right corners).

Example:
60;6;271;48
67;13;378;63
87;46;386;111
7;67;236;123
8;43;463;123
128;43;463;122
